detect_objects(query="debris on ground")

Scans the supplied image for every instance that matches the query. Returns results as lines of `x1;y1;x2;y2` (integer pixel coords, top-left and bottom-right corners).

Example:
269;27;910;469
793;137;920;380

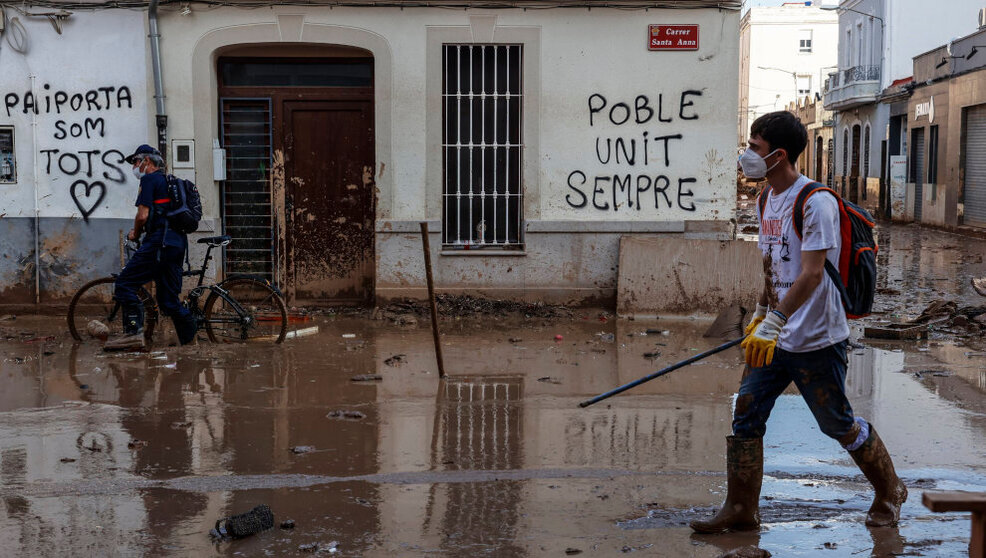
393;314;418;327
508;337;523;343
717;546;771;558
703;304;746;340
86;320;110;340
972;277;986;297
537;377;562;384
299;542;319;552
210;504;274;540
555;334;564;341
326;410;366;420
23;335;56;344
59;458;76;463
643;351;661;359
350;374;382;382
127;440;148;450
384;354;406;367
290;446;315;454
171;421;192;429
377;295;574;320
565;549;583;556
595;332;613;343
867;298;986;339
0;315;15;321
280;519;295;529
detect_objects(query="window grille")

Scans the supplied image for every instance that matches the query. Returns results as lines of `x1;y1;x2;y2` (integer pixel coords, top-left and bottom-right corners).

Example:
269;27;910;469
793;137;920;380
220;98;274;281
442;44;523;248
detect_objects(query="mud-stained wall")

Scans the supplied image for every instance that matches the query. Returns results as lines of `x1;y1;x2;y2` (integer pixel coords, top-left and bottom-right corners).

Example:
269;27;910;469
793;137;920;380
0;10;150;304
616;237;762;316
3;5;741;305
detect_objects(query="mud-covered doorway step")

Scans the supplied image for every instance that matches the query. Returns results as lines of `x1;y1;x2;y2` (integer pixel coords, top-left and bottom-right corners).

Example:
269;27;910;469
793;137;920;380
218;50;375;305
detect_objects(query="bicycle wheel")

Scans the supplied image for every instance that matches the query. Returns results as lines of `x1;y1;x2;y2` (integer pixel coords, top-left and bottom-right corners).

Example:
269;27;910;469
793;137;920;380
203;277;287;344
67;277;158;342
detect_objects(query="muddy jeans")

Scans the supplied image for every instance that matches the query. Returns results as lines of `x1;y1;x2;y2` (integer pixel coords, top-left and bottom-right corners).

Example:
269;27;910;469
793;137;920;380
733;340;854;440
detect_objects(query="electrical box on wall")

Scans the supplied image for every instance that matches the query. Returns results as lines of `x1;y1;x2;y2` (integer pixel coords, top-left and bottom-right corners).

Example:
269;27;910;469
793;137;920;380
172;139;195;169
213;139;226;181
0;127;15;183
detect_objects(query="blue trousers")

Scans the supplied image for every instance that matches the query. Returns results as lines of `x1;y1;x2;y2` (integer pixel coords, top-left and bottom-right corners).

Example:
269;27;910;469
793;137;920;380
114;241;194;329
733;340;855;440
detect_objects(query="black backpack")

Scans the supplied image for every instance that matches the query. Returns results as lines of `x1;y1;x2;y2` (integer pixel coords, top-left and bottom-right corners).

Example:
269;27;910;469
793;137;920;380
757;182;877;319
163;175;203;234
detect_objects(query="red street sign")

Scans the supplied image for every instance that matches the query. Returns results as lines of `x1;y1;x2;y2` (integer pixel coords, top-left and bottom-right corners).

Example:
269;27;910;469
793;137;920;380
649;24;700;51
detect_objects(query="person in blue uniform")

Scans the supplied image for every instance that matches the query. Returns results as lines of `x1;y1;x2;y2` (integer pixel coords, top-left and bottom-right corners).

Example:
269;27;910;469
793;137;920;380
106;144;197;349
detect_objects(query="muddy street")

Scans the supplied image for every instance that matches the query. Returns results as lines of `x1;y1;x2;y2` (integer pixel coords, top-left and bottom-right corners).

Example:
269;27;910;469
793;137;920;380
1;222;985;557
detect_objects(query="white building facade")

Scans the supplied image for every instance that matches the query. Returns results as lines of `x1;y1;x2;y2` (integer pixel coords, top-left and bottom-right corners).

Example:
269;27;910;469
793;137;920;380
0;1;742;307
823;0;983;218
738;3;837;147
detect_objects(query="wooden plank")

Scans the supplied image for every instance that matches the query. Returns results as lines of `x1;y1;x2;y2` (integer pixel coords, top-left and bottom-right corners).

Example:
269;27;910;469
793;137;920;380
923;491;986;513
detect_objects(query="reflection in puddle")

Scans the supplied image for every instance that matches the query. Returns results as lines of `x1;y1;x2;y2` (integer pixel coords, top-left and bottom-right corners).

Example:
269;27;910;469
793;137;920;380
0;316;983;556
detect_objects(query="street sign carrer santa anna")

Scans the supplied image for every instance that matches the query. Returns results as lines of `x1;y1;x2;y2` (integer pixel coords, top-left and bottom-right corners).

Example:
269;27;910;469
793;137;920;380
648;24;700;51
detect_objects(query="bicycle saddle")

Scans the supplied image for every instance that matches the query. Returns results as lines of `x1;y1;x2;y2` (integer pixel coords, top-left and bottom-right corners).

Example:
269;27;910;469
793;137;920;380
197;235;232;246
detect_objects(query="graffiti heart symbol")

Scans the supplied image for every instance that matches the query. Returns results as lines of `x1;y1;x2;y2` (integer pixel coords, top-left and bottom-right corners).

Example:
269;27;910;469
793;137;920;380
70;179;107;223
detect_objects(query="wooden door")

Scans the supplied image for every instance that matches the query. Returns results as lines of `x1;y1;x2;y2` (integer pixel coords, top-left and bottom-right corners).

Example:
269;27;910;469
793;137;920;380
283;100;374;303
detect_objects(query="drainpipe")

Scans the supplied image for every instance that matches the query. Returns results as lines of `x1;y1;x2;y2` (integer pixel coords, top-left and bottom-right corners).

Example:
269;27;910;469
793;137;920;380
148;0;167;157
31;74;40;305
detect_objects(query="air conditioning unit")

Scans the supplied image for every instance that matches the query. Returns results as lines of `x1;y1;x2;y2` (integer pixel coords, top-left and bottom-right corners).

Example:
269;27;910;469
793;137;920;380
979;7;986;29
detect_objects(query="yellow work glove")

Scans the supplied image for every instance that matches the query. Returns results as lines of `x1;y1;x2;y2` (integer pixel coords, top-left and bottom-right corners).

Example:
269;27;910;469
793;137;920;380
744;303;768;336
741;310;787;368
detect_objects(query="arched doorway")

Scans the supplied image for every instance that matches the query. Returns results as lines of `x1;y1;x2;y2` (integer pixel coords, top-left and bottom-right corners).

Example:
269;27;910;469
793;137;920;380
851;124;862;204
815;136;823;183
217;44;376;304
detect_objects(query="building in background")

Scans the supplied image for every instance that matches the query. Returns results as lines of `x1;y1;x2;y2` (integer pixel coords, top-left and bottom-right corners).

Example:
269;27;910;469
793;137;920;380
902;23;986;229
0;1;742;308
739;2;837;147
822;0;983;218
788;95;834;185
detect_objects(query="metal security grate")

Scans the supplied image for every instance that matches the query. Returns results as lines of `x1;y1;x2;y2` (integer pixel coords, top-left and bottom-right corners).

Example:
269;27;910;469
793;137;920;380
220;98;274;281
442;44;523;248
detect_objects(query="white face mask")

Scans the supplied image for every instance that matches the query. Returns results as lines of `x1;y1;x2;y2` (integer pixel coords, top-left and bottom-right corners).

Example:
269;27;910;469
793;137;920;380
738;148;782;179
132;161;145;180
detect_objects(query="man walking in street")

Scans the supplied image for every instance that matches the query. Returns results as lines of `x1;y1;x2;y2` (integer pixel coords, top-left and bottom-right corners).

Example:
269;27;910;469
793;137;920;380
690;111;907;533
106;144;197;350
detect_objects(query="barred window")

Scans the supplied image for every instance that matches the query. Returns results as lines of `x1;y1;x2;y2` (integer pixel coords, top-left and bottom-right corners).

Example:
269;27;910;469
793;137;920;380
442;44;523;248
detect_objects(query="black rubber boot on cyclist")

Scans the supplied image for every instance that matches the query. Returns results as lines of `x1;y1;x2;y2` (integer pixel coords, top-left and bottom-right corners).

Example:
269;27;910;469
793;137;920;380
174;314;198;345
104;304;145;351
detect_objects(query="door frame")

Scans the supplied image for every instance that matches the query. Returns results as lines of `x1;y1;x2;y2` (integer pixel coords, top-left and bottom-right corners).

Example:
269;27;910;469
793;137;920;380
217;57;375;303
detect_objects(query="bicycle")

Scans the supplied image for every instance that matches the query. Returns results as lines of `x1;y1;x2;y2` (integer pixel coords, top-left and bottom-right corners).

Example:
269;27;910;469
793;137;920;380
68;235;288;344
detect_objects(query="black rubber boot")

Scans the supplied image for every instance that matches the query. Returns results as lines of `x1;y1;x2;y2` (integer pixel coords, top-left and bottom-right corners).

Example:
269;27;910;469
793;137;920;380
122;304;144;335
104;304;145;351
173;313;198;346
690;436;763;534
849;426;908;527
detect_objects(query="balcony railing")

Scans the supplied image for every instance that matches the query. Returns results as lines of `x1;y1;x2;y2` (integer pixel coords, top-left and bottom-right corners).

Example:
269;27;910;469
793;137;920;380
843;65;880;84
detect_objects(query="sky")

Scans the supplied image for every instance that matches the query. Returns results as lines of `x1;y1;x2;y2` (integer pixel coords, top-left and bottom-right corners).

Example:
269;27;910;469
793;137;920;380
744;0;816;10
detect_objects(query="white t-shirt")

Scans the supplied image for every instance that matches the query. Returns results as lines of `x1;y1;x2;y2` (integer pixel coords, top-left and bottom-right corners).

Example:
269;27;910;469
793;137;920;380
758;174;850;353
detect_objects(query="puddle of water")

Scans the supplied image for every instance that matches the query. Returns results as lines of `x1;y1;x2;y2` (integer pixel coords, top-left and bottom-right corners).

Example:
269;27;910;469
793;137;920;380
0;309;984;556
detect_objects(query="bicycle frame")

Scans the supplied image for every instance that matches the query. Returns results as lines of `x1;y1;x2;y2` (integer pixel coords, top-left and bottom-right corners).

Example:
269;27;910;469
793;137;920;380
183;242;280;332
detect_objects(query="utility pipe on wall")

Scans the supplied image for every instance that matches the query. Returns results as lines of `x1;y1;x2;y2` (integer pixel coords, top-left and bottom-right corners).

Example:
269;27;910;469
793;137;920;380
31;74;40;305
148;0;167;156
